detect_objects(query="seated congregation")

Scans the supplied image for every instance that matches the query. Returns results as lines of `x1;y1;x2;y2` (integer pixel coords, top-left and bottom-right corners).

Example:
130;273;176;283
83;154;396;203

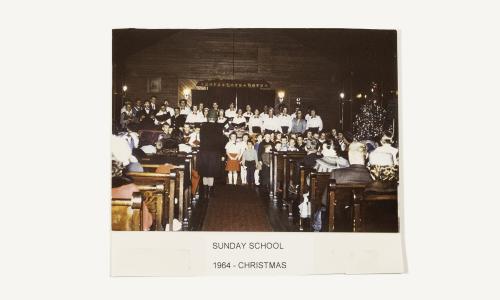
111;96;399;232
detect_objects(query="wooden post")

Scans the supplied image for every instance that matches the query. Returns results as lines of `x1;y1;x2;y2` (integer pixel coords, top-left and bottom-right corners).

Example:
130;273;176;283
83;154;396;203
273;152;278;201
185;157;192;218
282;154;288;210
168;173;176;231
328;179;336;232
269;152;274;199
352;190;363;232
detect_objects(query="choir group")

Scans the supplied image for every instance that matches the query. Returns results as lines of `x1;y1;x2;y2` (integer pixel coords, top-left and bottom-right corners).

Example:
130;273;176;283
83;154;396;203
114;96;399;189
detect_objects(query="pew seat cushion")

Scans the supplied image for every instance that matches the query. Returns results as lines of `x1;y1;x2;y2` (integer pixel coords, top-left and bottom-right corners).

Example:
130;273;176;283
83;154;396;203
112;183;139;198
154;163;177;174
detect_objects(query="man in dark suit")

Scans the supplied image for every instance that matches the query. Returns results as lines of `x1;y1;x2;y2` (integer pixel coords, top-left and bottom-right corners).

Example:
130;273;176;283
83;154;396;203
137;100;156;129
198;110;226;198
132;99;143;118
321;142;372;202
319;141;372;231
170;107;186;130
149;96;158;113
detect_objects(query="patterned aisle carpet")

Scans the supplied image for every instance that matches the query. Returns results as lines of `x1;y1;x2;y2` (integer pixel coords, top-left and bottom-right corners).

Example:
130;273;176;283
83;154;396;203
202;185;272;231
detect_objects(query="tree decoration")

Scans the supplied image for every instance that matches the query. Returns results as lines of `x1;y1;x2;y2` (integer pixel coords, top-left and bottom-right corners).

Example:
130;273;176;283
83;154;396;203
353;100;390;141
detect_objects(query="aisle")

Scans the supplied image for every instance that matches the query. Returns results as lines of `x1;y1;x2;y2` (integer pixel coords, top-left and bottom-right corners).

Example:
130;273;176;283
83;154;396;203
202;185;272;231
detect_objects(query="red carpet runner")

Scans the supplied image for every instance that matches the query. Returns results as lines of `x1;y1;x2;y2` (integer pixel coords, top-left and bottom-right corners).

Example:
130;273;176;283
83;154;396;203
202;185;272;231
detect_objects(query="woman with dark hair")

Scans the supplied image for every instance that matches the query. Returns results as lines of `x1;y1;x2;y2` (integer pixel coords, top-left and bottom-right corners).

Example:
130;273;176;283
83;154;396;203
290;109;307;134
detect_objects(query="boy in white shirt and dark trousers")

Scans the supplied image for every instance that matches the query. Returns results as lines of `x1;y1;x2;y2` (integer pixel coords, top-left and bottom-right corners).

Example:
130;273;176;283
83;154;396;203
241;140;258;186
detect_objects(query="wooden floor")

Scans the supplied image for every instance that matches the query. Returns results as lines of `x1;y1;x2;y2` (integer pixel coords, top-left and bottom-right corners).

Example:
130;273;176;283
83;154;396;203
189;184;307;232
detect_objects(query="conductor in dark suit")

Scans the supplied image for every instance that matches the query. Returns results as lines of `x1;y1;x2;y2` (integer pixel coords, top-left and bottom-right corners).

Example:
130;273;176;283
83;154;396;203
198;110;226;198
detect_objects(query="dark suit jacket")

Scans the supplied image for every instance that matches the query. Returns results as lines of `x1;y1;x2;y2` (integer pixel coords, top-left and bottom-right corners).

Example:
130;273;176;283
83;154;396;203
321;164;373;206
171;114;186;129
330;164;373;184
200;123;225;151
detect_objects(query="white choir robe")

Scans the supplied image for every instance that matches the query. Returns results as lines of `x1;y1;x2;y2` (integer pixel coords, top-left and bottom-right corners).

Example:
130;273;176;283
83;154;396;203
278;114;293;133
232;116;247;126
225;109;237;119
306;115;323;131
185;112;204;124
248;116;263;134
261;116;282;132
180;107;192;115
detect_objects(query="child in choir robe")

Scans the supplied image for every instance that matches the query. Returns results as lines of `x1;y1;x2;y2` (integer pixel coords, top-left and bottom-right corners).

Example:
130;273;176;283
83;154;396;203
241;140;258;186
225;132;241;185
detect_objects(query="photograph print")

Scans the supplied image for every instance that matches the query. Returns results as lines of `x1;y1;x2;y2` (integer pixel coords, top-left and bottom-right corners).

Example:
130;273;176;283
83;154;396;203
111;28;400;233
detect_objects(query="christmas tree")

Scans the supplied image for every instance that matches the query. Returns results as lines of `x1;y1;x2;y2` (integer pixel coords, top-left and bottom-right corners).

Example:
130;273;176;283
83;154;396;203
352;82;392;141
352;101;389;141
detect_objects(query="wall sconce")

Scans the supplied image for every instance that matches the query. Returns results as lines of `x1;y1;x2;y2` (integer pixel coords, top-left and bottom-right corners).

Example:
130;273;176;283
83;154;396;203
122;85;128;92
183;88;191;99
277;90;285;100
339;92;345;99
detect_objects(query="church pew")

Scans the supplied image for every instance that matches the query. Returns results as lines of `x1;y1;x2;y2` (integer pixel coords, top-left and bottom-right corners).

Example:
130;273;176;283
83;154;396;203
141;164;188;230
112;192;143;231
150;150;197;197
126;172;177;231
271;151;283;203
141;151;195;205
270;151;306;203
355;189;398;232
309;170;332;230
283;152;307;214
327;180;398;232
272;152;307;217
327;180;368;232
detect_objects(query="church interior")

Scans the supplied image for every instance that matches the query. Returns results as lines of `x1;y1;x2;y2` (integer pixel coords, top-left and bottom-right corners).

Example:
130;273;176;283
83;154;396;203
111;28;399;232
